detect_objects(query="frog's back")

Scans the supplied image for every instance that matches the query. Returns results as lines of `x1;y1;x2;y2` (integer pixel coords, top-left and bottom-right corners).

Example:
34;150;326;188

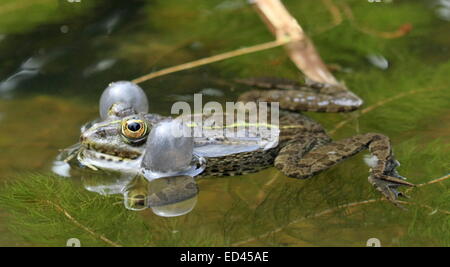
196;110;330;177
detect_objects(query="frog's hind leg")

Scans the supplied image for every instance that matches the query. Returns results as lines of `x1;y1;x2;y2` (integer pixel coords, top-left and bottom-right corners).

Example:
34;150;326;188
237;77;363;113
275;133;414;203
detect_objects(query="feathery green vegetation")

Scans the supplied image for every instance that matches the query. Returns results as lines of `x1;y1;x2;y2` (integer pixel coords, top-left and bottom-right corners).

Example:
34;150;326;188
0;0;448;246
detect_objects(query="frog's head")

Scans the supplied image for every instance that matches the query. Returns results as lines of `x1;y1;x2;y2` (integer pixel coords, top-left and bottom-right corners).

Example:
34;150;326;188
79;104;151;163
79;80;152;165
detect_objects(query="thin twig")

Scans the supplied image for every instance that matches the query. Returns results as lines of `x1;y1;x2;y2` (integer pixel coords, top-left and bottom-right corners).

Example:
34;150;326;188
43;200;122;247
233;181;450;246
315;0;344;34
255;172;282;206
397;200;450;215
339;2;412;39
321;0;343;26
417;174;450;188
232;198;381;246
132;38;291;84
329;89;434;135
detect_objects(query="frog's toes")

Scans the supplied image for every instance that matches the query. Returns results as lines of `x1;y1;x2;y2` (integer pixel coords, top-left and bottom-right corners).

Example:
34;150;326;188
368;174;415;204
389;169;408;181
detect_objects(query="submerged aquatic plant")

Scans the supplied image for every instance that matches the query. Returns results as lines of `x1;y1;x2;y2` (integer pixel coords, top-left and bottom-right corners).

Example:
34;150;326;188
0;174;226;246
0;0;449;246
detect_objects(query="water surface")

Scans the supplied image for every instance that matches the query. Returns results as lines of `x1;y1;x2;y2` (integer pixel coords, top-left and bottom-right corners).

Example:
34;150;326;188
0;0;449;246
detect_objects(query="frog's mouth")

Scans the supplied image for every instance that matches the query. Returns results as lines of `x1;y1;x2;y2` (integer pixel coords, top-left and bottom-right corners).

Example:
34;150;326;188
80;140;142;159
82;148;133;162
77;147;143;172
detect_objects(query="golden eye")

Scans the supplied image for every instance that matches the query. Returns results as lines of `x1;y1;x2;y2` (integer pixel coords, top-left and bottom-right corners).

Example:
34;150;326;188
121;119;148;140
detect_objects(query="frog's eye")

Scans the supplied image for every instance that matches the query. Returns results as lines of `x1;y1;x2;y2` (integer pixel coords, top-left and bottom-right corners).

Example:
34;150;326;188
121;119;148;141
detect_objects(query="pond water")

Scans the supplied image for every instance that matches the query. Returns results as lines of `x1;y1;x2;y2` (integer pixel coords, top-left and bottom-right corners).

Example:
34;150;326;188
0;0;449;246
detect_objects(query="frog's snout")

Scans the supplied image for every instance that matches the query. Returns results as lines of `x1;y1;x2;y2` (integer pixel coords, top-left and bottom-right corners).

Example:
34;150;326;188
79;130;100;149
79;131;93;146
79;129;98;148
79;125;105;145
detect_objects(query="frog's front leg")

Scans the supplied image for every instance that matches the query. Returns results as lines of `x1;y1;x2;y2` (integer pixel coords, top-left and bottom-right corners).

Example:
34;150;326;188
237;78;363;112
275;133;414;204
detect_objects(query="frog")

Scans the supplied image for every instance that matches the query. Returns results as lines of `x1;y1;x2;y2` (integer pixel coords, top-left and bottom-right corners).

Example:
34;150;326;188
65;78;414;206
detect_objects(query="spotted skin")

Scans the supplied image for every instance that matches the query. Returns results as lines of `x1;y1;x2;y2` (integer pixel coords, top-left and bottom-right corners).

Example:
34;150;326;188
275;133;413;202
74;78;413;205
200;148;279;177
234;78;413;204
237;77;363;112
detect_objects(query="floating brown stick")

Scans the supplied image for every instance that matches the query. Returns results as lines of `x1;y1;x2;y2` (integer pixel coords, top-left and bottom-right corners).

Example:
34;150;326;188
132;0;340;86
251;0;339;85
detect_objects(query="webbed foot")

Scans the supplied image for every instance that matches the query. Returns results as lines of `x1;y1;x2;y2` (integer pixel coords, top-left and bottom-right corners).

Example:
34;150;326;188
368;174;414;207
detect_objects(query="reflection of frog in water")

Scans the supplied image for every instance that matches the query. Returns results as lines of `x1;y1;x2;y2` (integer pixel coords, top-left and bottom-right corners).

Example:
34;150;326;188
60;78;414;207
81;171;198;216
124;175;198;216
